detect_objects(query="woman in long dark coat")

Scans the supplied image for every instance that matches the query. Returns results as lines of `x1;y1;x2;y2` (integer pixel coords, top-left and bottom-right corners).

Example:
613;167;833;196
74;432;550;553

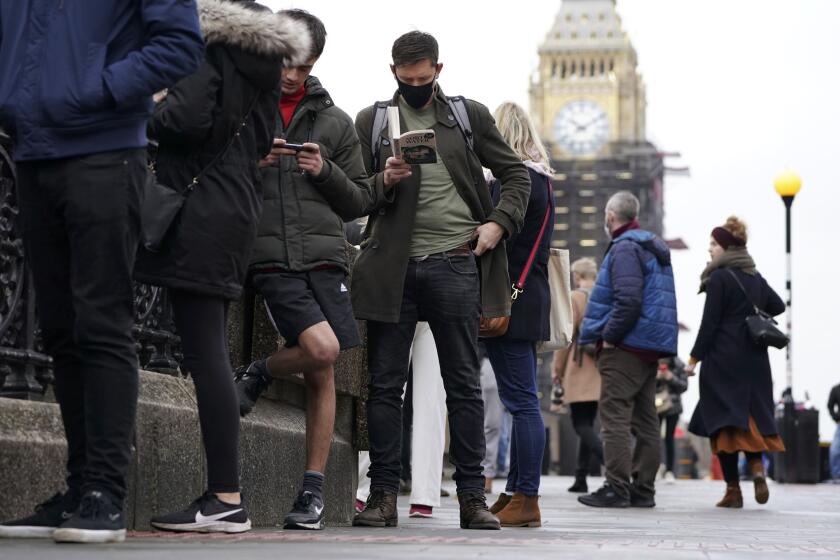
135;0;310;533
485;102;554;528
686;216;785;508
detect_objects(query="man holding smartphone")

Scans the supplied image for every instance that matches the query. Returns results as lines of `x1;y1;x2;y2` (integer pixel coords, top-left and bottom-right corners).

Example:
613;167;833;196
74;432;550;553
234;9;373;531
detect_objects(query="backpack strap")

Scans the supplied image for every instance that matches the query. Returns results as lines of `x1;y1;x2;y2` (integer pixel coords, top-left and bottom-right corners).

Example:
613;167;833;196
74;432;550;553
446;96;474;152
370;100;391;172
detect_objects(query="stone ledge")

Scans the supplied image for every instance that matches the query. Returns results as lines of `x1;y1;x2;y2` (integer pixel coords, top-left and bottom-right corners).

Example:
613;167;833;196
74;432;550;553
0;370;357;528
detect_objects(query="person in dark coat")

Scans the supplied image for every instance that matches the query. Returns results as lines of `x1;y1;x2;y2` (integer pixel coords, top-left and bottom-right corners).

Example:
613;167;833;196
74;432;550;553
134;0;311;534
686;216;786;508
483;102;553;528
0;0;203;544
656;356;688;482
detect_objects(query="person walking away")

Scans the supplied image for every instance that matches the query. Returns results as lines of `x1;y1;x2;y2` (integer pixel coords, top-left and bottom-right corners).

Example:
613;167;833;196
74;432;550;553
352;31;530;530
0;0;202;544
686;216;785;507
657;357;688;482
577;191;678;509
829;383;840;480
482;101;553;528
232;9;373;530
553;257;603;494
133;1;310;533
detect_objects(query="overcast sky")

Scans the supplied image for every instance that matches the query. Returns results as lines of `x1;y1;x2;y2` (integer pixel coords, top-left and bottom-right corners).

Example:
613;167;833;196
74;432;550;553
263;0;839;439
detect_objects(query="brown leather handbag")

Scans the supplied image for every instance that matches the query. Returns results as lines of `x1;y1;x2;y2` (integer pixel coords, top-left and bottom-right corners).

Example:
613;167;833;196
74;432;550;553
479;176;553;339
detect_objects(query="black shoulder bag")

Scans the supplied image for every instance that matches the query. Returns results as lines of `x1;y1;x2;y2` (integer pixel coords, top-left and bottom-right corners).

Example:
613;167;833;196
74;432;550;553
726;269;789;349
141;94;259;253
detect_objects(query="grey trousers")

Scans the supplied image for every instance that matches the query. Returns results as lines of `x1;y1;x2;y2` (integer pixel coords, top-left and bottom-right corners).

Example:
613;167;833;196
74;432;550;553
597;347;660;499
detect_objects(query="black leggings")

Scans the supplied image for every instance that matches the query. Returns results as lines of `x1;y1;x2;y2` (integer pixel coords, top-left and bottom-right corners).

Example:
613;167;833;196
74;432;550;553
170;290;240;493
717;451;763;484
570;401;604;477
659;414;678;473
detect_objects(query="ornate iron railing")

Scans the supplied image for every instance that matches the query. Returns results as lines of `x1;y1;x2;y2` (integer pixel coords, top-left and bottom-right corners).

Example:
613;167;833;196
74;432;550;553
0;136;182;400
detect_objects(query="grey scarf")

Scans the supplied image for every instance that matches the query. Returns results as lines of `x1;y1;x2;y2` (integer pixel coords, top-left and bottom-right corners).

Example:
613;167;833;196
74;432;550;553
699;246;756;293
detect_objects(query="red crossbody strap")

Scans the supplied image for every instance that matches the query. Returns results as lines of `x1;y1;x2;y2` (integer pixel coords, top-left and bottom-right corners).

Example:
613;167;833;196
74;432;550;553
512;175;552;300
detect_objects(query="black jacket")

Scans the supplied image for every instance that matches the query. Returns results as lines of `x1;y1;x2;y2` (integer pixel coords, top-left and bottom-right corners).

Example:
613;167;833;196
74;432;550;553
135;1;310;300
657;356;689;417
688;268;785;437
829;383;840;424
491;164;554;341
249;76;371;273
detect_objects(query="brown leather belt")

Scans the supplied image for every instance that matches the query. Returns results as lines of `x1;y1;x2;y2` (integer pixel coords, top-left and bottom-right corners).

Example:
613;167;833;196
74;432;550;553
409;242;473;262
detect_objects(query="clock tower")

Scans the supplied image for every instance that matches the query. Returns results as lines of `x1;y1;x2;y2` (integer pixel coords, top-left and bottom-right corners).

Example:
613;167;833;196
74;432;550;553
531;0;665;259
530;0;646;160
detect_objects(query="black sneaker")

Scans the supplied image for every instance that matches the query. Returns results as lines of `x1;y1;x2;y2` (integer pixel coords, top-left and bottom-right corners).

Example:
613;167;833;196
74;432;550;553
53;490;125;544
577;483;631;508
234;360;272;417
0;491;79;539
629;486;656;508
283;491;325;530
150;493;251;533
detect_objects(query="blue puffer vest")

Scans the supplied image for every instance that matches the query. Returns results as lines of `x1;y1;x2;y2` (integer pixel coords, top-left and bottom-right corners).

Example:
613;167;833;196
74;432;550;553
579;229;678;355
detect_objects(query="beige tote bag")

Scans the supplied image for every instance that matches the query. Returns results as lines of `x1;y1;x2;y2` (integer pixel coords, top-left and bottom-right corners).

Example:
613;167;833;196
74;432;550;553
538;248;573;352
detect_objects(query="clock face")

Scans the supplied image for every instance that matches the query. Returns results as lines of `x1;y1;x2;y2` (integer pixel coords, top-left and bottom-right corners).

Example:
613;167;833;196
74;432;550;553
553;100;610;156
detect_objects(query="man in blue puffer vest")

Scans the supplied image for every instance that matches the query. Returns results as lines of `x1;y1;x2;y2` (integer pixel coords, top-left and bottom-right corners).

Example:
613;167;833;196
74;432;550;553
0;0;203;544
577;191;678;509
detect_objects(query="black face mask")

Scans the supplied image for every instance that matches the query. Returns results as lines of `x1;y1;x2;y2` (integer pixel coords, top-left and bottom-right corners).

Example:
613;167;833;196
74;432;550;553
395;77;436;109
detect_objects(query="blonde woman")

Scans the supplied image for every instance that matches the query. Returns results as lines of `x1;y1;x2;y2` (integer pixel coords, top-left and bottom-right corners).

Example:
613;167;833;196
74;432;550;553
485;102;554;527
553;258;603;494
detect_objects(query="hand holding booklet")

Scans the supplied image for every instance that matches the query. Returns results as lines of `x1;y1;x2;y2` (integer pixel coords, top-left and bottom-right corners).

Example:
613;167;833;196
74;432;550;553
387;106;437;165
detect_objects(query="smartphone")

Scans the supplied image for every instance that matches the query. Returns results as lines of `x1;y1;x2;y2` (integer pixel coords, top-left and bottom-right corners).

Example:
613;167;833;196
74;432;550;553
276;142;307;152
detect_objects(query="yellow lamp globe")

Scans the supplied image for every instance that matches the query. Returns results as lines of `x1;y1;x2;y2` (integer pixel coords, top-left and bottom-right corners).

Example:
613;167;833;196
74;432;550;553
774;171;802;198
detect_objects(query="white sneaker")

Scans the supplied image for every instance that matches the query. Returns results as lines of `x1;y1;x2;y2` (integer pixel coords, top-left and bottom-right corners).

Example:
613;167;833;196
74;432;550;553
664;471;676;484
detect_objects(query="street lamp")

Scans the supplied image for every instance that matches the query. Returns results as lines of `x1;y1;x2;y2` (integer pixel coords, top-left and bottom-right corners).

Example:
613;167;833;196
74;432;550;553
774;171;801;394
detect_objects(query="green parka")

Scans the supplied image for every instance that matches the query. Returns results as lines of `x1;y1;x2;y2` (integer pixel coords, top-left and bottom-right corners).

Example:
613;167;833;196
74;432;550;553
351;87;531;323
250;76;373;273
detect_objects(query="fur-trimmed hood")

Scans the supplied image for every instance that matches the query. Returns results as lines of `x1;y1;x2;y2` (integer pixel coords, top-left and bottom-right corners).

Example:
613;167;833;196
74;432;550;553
197;0;311;65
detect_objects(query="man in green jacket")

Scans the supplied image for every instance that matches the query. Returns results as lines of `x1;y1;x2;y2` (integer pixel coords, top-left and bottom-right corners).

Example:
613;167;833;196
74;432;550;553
234;10;373;531
352;31;531;530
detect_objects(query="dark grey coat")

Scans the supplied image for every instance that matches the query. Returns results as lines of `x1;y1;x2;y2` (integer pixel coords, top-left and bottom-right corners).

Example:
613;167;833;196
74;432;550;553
249;76;372;273
688;268;785;437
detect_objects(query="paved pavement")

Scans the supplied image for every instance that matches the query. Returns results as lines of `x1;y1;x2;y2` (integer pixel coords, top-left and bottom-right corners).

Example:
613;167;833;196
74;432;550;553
2;476;839;559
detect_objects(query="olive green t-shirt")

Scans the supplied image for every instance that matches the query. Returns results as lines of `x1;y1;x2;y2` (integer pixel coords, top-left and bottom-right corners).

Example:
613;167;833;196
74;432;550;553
399;97;479;257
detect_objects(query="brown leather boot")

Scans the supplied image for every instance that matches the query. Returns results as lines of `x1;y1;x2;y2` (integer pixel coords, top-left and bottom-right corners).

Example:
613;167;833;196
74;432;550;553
458;491;500;530
495;493;541;527
749;458;769;505
716;482;743;508
352;488;398;527
488;492;511;514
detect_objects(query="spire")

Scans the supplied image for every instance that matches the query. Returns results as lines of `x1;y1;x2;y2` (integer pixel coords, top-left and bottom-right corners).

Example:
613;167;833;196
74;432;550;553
539;0;630;53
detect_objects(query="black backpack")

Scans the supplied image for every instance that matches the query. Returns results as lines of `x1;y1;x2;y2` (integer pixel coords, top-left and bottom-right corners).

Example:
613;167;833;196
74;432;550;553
369;96;474;172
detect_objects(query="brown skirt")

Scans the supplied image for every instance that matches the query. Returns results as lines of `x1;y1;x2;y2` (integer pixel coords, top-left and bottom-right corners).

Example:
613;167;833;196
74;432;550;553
711;416;786;454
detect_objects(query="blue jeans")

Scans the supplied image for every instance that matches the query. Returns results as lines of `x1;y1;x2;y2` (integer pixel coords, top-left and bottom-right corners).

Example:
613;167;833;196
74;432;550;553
831;424;840;480
485;338;545;496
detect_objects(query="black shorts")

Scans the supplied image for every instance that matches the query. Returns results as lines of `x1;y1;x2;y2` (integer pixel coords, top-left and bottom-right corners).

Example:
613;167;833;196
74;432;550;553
251;268;361;350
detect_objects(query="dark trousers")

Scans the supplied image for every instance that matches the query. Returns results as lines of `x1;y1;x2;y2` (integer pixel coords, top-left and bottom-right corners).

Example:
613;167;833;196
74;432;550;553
17;149;146;506
169;291;240;493
485;338;544;496
570;401;604;477
366;253;485;495
597;347;660;499
659;413;679;473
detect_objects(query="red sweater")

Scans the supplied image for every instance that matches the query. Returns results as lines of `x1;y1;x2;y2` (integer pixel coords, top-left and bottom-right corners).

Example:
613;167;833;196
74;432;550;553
279;85;306;127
